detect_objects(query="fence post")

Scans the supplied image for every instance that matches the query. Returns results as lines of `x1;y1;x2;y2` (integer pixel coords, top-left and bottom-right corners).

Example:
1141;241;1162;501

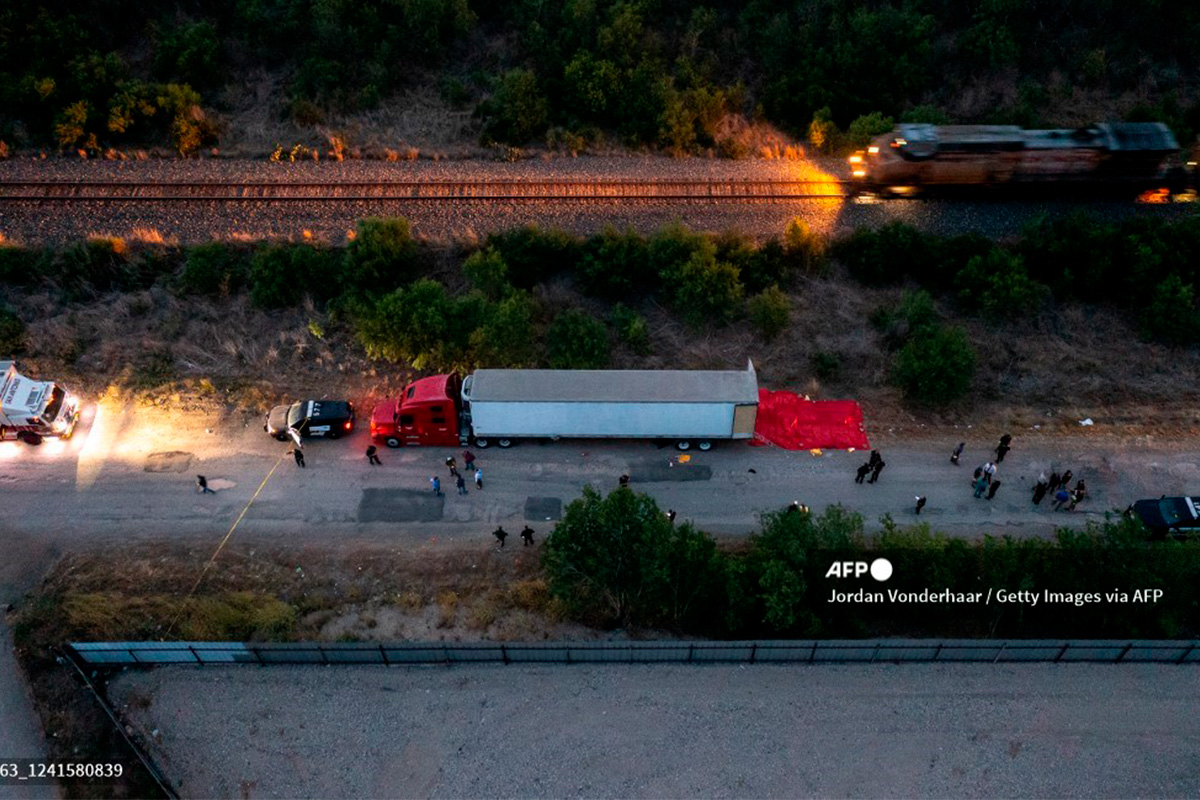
750;643;758;664
1055;644;1070;662
501;645;509;665
993;643;1007;663
188;645;200;665
688;644;694;663
1116;644;1132;663
252;645;264;666
1177;644;1196;665
934;643;943;661
380;644;389;666
809;642;817;664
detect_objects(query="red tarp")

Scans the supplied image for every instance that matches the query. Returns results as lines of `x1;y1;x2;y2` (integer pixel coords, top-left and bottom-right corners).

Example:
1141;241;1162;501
752;388;870;451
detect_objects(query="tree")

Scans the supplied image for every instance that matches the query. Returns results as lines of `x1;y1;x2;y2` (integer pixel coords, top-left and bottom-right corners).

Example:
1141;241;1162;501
577;227;651;298
546;309;610;369
344;217;420;291
662;246;744;328
179;242;246;296
891;324;976;406
355;279;453;368
747;286;791;340
471;292;537;367
482;68;548;145
954;249;1047;319
462;247;511;299
1140;274;1200;346
846;111;894;149
610;303;652;355
541;486;723;628
484;225;582;288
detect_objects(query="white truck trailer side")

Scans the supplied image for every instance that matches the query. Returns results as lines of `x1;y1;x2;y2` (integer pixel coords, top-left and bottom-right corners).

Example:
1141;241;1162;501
459;361;759;450
0;360;81;444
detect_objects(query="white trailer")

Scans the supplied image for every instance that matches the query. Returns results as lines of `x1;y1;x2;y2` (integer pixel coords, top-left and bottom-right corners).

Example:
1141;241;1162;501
0;360;81;445
459;361;759;450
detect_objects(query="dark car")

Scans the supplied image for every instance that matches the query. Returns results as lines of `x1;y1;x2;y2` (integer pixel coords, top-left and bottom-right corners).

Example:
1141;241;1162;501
265;400;355;441
1132;495;1200;538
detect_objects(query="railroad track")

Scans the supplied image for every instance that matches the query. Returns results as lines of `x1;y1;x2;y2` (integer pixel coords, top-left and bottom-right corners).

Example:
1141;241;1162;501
0;179;849;202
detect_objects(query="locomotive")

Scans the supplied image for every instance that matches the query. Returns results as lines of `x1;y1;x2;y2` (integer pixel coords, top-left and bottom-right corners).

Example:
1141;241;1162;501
847;122;1193;197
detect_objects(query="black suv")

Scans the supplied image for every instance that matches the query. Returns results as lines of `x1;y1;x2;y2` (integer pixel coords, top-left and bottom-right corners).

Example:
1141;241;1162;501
1132;495;1200;538
265;400;355;440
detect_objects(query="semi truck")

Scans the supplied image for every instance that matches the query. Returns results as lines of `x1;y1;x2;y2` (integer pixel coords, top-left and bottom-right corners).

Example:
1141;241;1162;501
0;360;81;445
371;362;759;451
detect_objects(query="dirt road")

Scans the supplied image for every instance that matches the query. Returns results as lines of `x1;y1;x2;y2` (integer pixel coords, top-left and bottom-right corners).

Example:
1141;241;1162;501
109;661;1200;798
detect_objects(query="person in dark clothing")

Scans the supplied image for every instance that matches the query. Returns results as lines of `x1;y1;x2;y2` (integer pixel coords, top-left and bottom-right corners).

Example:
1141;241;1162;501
445;456;457;475
868;450;882;468
196;475;215;494
619;474;630;488
521;525;535;546
996;434;1012;462
493;526;508;547
292;448;305;468
1047;471;1062;492
786;502;800;513
987;479;1002;500
1032;481;1048;505
456;473;467;495
973;475;989;498
951;442;965;465
915;496;927;514
999;433;1012;447
868;460;886;484
855;463;871;484
666;509;677;523
366;445;381;465
973;466;983;481
1068;480;1087;511
1059;470;1073;491
462;450;476;471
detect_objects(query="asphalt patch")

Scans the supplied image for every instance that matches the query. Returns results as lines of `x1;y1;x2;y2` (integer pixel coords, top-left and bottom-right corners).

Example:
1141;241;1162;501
357;488;444;523
631;463;713;483
524;496;562;521
144;451;194;473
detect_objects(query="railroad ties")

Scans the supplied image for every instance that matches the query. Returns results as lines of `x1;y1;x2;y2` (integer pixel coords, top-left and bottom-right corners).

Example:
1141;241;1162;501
0;179;848;202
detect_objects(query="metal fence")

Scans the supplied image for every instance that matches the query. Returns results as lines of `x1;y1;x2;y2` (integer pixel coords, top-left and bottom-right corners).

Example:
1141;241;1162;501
69;639;1200;666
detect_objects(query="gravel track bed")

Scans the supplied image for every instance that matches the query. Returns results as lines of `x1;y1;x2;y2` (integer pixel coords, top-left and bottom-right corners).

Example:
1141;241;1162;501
111;662;1200;798
0;156;1193;245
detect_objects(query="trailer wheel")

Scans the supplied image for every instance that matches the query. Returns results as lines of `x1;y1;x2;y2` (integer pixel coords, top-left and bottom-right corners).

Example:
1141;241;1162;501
675;440;691;451
498;438;513;448
474;438;489;448
697;441;712;451
384;437;402;449
17;432;42;446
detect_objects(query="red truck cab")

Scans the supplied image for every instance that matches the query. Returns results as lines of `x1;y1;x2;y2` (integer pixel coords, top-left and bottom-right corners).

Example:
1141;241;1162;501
370;374;462;447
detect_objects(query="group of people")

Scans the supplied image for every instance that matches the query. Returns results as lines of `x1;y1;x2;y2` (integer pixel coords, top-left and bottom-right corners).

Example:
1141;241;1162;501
493;525;536;547
430;451;483;497
1033;471;1087;511
853;450;887;484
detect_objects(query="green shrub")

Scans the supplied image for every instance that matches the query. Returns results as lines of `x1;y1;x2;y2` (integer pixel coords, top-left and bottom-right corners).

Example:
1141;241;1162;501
471;292;538;367
846;111;894;148
54;238;132;295
154;22;224;89
462;247;511;299
546;309;610;369
484;226;582;288
355;279;453;368
0;307;26;354
891;324;976;406
481;68;548;145
344;217;420;292
179;242;246;296
833;223;934;286
0;246;37;286
249;244;339;308
783;218;827;276
610;303;652;355
577;227;651;298
747;286;791;340
1140;274;1200;346
954;249;1047;319
648;223;710;282
810;351;841;381
662;246;744;328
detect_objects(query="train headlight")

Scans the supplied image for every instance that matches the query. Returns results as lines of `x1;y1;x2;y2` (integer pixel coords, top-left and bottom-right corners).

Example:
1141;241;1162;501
852;169;867;178
867;146;879;154
848;154;863;164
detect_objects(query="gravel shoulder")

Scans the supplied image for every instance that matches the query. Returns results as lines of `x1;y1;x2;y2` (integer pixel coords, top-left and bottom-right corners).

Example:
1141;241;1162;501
110;662;1200;799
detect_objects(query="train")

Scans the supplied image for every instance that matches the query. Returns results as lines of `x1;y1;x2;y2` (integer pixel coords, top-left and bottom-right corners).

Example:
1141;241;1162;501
847;122;1196;198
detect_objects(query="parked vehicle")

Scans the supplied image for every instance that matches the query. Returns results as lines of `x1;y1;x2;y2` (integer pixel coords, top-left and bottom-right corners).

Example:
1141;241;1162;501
371;363;759;451
265;400;355;441
847;122;1188;197
1132;495;1200;538
0;360;80;445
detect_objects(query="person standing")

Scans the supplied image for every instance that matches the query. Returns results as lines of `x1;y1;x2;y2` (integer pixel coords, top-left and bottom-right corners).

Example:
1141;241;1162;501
493;526;508;547
987;479;1002;500
1053;488;1071;511
475;467;483;490
1059;470;1074;492
915;496;927;515
521;525;535;546
951;443;965;465
854;463;871;484
1047;471;1062;493
868;458;886;484
1032;473;1049;505
619;474;630;488
196;475;215;494
973;475;989;498
445;456;457;475
366;445;381;466
666;509;677;523
996;434;1012;463
868;450;882;469
456;473;467;495
292;448;305;468
1068;480;1087;511
982;461;997;484
430;475;442;496
463;450;476;471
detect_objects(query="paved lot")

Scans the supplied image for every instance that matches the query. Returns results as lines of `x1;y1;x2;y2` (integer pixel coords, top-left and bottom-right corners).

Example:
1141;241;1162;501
111;662;1200;798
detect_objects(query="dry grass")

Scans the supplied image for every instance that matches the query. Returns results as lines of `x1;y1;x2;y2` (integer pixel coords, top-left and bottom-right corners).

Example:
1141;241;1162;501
435;590;461;628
